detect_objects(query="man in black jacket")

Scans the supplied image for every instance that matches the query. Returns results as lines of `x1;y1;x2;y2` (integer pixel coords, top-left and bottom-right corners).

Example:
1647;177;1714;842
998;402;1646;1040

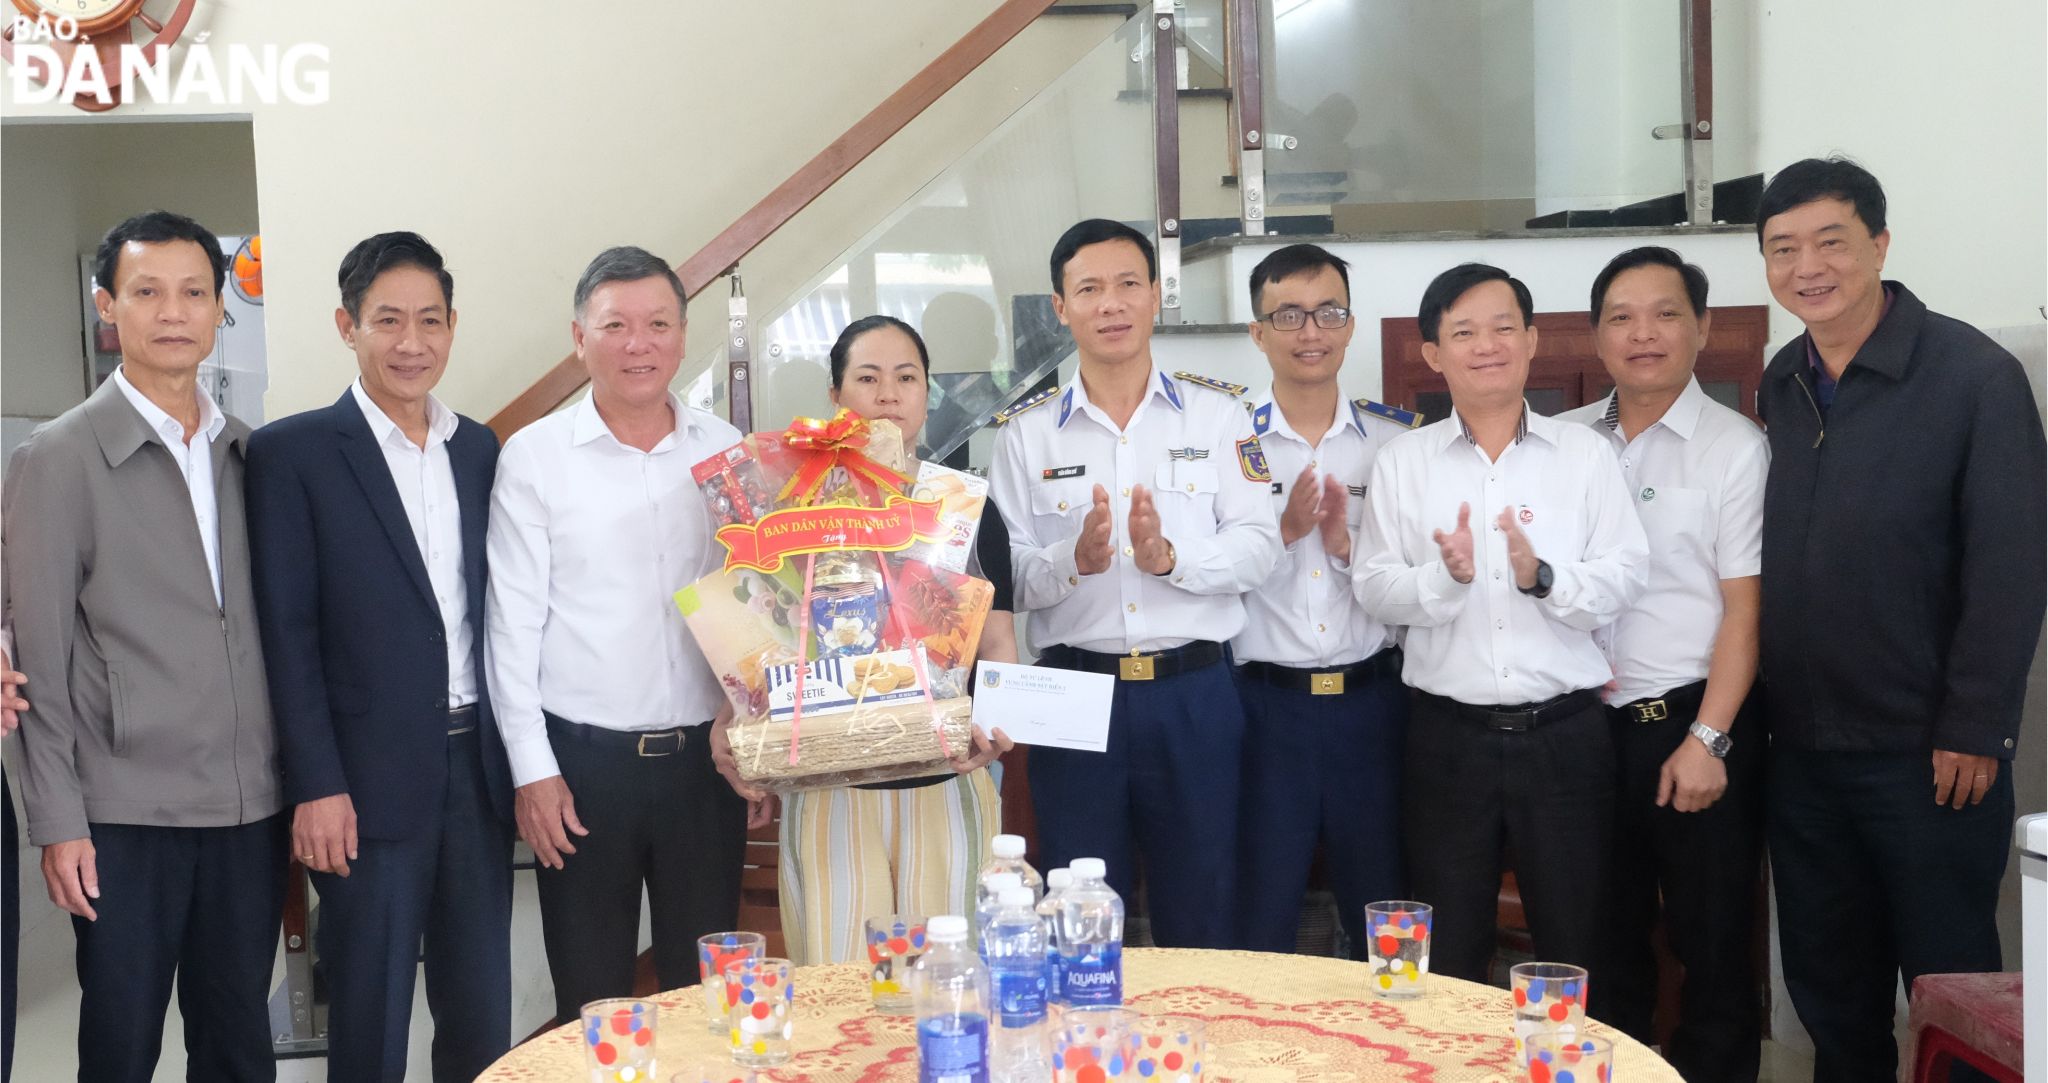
248;233;515;1081
1755;157;2045;1083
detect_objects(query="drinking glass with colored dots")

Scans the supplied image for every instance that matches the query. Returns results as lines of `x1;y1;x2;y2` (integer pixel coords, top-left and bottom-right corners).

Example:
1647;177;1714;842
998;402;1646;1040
1510;962;1589;1068
1524;1033;1613;1083
581;997;658;1083
726;956;796;1067
1054;1007;1141;1083
697;931;767;1036
864;914;928;1015
1363;901;1432;998
1133;1015;1205;1083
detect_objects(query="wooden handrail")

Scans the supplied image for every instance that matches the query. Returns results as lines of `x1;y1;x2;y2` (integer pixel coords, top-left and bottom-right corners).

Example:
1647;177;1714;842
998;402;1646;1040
487;0;1065;441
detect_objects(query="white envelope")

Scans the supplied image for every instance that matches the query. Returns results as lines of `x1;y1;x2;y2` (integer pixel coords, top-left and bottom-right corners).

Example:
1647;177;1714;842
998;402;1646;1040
972;660;1113;753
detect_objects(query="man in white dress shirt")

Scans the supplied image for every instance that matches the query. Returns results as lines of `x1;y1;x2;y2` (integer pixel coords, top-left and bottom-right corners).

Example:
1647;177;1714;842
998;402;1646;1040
247;232;515;1080
1228;244;1418;956
1353;263;1647;982
1558;247;1766;1082
990;219;1280;948
487;247;757;1023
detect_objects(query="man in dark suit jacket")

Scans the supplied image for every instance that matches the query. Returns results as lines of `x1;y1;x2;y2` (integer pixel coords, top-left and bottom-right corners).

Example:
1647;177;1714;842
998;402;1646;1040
247;232;515;1082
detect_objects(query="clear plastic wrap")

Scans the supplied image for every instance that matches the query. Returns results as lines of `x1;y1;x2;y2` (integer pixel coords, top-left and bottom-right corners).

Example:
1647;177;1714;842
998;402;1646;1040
674;411;992;791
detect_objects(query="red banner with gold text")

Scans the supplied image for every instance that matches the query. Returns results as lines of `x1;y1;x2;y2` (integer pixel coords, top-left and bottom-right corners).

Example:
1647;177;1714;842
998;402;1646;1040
716;495;947;573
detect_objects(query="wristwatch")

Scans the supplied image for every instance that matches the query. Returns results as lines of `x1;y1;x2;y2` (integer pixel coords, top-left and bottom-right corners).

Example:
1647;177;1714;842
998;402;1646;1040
1155;539;1177;576
1688;721;1733;759
1517;559;1553;599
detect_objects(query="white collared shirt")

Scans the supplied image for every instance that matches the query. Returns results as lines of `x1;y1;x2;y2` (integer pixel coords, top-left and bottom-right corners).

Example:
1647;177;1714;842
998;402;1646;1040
990;363;1280;654
1560;378;1768;703
112;365;227;606
1231;394;1411;668
349;379;476;708
1353;405;1648;705
486;391;742;786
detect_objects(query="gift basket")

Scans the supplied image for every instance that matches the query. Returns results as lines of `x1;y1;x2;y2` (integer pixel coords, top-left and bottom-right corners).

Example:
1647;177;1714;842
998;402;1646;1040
674;410;994;791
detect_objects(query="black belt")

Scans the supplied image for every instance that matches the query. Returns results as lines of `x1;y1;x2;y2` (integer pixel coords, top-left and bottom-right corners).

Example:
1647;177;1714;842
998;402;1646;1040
1039;640;1224;681
1237;646;1401;696
1613;679;1708;725
446;703;478;736
1417;687;1602;733
544;714;696;757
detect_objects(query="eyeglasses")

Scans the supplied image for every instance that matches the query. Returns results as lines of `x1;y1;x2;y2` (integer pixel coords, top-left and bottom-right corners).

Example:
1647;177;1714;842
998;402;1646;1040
1257;305;1351;331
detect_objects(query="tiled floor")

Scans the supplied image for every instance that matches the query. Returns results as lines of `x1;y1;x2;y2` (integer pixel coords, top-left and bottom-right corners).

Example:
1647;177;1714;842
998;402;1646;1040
10;853;559;1082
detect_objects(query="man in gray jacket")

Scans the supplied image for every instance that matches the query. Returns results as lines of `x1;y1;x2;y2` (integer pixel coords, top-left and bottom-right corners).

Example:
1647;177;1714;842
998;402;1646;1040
2;210;285;1081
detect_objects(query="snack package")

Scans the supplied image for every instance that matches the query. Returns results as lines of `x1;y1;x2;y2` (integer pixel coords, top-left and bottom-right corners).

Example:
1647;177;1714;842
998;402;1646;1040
899;462;988;574
692;442;776;528
675;410;993;791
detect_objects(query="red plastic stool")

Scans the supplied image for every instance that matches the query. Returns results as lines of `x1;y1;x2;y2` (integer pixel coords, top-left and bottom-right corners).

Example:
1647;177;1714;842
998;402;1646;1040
1908;972;2024;1083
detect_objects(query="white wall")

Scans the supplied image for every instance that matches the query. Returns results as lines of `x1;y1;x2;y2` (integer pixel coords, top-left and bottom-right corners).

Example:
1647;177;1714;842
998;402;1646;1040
1;3;1115;424
1734;0;2046;348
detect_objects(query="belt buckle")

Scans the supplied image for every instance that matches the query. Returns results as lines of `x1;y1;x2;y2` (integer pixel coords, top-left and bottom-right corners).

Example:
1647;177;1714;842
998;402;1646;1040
1632;699;1669;723
1486;709;1531;733
1311;671;1344;695
637;731;682;757
1119;650;1155;681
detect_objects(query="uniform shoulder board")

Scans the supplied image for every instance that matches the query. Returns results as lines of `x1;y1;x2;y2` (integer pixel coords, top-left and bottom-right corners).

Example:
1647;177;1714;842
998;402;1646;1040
993;387;1059;425
1354;397;1422;429
1174;371;1248;397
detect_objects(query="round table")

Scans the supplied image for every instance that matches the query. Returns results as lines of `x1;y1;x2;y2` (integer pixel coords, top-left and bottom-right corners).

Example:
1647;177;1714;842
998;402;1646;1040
479;948;1679;1082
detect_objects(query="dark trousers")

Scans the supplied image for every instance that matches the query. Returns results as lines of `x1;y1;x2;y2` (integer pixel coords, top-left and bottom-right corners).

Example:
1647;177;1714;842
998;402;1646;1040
1606;691;1763;1083
3;772;17;1083
537;715;746;1024
312;730;513;1082
1403;692;1616;986
1029;653;1243;948
1235;665;1408;956
74;815;288;1082
1768;745;2013;1083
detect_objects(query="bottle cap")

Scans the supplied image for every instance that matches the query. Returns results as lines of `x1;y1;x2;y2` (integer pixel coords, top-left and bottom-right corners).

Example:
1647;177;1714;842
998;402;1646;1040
928;915;969;942
999;886;1035;909
986;872;1023;893
1046;868;1074;890
1070;857;1107;879
991;834;1027;859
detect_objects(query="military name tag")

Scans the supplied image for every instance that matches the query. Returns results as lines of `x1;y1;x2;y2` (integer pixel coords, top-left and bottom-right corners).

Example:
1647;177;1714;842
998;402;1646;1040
1043;465;1086;480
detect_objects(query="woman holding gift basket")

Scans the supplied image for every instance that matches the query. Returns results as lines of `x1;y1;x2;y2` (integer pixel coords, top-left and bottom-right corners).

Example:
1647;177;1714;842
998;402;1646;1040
694;315;1017;966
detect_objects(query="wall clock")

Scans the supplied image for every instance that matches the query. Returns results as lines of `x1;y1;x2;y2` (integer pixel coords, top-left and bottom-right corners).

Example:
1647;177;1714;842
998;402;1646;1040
2;0;199;113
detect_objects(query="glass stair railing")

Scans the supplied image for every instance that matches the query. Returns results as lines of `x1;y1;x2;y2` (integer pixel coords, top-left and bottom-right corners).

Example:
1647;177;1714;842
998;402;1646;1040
686;10;1158;470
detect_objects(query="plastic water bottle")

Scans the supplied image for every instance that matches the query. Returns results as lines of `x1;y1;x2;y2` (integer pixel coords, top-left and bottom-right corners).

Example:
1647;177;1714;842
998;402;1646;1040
984;886;1052;1083
978;834;1044;902
976;872;1023;951
1057;857;1125;1007
1037;867;1073;1005
913;915;990;1083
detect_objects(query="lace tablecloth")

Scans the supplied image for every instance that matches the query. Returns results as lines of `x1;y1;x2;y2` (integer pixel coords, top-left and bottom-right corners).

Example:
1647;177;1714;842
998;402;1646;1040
479;947;1679;1082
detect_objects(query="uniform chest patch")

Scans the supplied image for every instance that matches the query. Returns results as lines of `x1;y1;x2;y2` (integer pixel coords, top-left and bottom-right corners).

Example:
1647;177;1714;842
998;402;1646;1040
1236;436;1271;483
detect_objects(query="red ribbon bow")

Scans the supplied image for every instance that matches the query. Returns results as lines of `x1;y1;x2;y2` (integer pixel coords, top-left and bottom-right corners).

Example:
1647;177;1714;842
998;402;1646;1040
775;409;912;504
